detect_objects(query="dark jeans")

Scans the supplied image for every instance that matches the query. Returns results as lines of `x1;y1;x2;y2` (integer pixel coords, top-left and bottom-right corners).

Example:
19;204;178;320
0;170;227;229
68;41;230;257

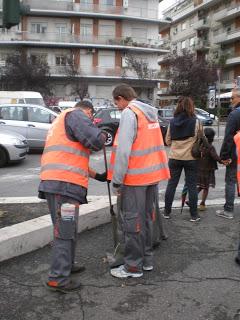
224;162;237;212
165;159;198;218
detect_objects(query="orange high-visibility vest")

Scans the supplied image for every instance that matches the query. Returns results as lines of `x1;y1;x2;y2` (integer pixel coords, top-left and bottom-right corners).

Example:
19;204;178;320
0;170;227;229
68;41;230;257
234;131;240;190
40;109;90;188
108;104;170;185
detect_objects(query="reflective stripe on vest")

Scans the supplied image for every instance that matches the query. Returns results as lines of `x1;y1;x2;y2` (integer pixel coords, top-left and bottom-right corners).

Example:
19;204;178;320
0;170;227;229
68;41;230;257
107;104;170;185
40;109;90;188
234;131;240;191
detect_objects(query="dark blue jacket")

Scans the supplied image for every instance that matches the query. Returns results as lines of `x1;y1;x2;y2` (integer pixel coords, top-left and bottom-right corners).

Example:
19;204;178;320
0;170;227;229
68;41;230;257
220;104;240;163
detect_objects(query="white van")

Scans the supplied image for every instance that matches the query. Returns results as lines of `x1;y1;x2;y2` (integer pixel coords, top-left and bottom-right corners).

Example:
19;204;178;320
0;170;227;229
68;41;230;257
58;101;77;111
0;91;45;106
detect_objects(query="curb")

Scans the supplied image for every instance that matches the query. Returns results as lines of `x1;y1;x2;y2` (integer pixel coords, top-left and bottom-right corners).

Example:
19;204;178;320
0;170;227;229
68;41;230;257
1;196;240;263
0;196;116;262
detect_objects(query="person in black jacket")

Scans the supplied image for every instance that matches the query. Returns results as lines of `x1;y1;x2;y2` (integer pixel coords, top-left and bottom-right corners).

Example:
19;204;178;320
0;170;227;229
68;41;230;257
216;89;240;220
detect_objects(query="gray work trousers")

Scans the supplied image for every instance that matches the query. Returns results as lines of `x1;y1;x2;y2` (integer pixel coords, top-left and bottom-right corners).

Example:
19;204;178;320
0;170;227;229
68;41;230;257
121;184;155;273
45;193;79;285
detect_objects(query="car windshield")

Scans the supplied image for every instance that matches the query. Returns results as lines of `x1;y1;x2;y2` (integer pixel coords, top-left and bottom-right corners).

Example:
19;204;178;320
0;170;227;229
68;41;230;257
165;110;173;117
25;98;45;106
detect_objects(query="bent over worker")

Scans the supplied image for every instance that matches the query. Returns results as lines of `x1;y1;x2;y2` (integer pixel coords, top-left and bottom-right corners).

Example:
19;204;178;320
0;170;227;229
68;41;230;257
38;100;106;292
108;84;170;279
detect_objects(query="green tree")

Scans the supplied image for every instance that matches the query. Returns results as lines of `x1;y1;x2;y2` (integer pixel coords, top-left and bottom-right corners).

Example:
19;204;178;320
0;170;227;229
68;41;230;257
0;51;52;97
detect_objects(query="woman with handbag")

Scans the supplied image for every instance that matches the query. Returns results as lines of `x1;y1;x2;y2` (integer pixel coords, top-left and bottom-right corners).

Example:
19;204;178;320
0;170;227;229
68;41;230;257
163;96;202;222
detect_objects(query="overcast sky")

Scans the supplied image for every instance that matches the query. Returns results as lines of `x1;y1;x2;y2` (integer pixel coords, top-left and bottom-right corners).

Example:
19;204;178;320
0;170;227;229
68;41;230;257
159;0;176;16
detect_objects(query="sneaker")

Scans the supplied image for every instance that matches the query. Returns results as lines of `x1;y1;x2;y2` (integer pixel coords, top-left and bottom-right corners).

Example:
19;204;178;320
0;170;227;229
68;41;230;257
110;265;143;278
46;279;82;293
198;204;206;211
190;216;201;222
71;264;86;274
216;210;234;219
162;212;171;219
143;265;153;271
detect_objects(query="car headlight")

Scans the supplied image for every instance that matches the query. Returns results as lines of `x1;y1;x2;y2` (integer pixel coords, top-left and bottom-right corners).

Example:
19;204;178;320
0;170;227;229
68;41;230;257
4;137;25;145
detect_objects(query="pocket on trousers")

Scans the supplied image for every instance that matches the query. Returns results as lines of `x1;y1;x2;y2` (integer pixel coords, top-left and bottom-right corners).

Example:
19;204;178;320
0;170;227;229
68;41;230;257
123;212;140;233
56;219;76;240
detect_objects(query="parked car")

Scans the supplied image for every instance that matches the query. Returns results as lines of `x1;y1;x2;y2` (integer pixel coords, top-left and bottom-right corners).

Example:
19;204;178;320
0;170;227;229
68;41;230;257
195;108;213;126
0;104;58;150
0;129;28;167
195;108;218;122
93;108;169;146
158;108;174;120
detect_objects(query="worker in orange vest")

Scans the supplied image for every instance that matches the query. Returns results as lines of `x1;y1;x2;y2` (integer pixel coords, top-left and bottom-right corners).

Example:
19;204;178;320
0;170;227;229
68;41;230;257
38;100;106;292
108;84;170;279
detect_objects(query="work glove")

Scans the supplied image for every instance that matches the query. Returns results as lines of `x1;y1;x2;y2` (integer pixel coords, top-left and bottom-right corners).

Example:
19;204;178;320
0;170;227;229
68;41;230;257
112;183;121;196
95;172;107;182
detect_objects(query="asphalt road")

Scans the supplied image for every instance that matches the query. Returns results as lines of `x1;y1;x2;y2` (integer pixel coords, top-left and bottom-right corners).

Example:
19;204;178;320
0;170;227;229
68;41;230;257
0;124;226;200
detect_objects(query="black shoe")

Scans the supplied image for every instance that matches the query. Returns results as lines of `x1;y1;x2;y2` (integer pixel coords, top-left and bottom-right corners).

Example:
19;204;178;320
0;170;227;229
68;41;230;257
46;279;82;293
235;256;240;266
152;240;161;249
71;264;86;274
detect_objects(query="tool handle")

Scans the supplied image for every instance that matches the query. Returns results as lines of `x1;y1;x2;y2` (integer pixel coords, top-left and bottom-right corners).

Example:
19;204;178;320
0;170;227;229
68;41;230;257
103;145;113;208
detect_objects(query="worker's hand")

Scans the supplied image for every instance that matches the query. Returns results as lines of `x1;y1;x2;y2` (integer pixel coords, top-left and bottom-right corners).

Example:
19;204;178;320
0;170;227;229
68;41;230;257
112;183;121;196
95;172;107;182
222;159;232;166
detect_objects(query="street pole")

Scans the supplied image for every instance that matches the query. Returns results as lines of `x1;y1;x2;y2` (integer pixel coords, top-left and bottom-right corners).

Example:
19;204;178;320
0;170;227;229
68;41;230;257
217;68;221;138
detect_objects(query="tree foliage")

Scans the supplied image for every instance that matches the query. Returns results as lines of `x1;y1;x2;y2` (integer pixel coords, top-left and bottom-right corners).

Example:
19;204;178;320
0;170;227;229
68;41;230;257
64;57;89;101
0;51;52;96
124;53;152;79
164;50;218;103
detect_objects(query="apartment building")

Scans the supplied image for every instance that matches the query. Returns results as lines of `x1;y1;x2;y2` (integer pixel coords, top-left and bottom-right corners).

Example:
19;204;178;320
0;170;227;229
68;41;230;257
158;0;240;101
0;0;169;105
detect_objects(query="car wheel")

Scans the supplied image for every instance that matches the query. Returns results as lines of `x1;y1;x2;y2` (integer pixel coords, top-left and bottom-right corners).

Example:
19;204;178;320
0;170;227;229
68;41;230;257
103;130;114;146
0;147;8;167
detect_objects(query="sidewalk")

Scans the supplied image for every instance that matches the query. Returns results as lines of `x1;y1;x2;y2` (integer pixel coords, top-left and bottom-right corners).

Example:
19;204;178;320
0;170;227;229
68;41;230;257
1;204;240;320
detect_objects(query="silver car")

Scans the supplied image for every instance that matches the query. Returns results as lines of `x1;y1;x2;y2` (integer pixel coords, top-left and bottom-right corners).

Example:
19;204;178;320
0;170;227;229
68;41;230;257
0;129;29;167
0;104;58;149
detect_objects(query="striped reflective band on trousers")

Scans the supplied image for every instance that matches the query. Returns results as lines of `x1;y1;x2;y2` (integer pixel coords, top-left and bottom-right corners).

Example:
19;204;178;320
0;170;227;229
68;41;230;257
43;145;89;158
41;163;88;177
111;145;165;157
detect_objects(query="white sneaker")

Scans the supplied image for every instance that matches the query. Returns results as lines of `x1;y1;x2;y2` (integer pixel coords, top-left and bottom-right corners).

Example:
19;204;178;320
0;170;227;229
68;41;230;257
216;210;234;219
143;265;153;271
110;265;143;278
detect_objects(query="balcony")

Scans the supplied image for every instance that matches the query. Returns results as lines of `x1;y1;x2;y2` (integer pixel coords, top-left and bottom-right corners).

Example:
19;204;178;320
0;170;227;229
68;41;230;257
214;28;240;45
212;8;228;21
158;88;169;95
158;36;171;50
216;4;240;23
194;18;210;30
49;65;162;80
22;0;163;23
194;39;210;51
0;31;167;53
226;55;240;66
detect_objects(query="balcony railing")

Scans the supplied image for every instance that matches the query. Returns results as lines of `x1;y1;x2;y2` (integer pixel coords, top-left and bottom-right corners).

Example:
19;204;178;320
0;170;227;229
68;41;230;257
49;65;161;80
194;40;210;51
0;31;163;50
226;54;240;65
22;0;159;20
194;18;210;30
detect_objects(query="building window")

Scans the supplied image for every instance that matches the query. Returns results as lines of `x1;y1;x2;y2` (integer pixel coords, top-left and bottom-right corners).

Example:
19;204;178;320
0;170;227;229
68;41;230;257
30;54;47;63
80;19;93;36
181;40;186;49
55;23;67;34
189;37;195;47
31;23;47;34
99;20;115;37
132;27;147;41
181;22;187;30
100;0;115;5
55;55;67;66
173;27;178;35
98;50;115;68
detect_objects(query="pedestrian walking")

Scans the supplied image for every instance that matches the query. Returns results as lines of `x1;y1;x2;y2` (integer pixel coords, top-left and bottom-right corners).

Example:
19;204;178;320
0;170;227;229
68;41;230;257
197;128;222;211
108;84;170;279
163;96;201;222
216;88;240;220
38;100;106;292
